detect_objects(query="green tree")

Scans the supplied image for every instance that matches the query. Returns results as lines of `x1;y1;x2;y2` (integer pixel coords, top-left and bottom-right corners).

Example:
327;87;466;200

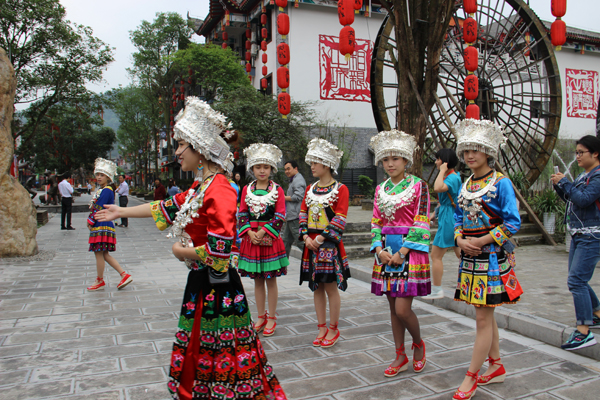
1;0;114;148
171;43;251;102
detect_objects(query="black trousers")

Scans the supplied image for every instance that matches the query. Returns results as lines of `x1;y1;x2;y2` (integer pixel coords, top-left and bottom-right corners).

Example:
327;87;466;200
61;197;72;228
119;196;128;226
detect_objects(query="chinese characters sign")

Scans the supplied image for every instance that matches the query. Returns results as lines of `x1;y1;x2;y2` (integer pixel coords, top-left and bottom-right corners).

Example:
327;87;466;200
319;34;372;102
566;68;600;119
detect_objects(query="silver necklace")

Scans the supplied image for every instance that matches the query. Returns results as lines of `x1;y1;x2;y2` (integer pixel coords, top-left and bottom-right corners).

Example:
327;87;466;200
305;181;339;221
167;174;216;240
458;171;498;224
245;180;278;218
376;177;417;221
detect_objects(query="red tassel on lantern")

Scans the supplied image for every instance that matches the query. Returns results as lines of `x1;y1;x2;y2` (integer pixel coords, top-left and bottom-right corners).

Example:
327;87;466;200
278;92;291;117
551;19;566;50
464;46;478;72
464;75;479;100
277;43;290;65
466;104;480;120
339;26;356;59
222;31;228;41
261;41;267;51
245;52;252;62
338;0;355;26
464;0;477;14
262;28;268;39
277;67;289;89
261;13;267;25
261;78;268;89
464;18;478;43
246;63;252;73
276;0;287;10
278;13;289;37
262;53;268;63
551;0;567;18
262;66;268;76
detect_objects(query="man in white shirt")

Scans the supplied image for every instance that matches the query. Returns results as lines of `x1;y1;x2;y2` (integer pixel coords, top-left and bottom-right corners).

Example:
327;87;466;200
116;174;129;227
58;172;75;230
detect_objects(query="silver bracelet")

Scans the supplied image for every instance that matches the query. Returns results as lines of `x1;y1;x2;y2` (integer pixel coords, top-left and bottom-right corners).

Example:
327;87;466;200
315;237;324;245
377;249;384;257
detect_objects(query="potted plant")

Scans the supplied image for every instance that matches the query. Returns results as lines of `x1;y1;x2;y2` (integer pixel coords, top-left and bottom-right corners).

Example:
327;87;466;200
508;171;529;210
357;175;375;211
529;189;562;234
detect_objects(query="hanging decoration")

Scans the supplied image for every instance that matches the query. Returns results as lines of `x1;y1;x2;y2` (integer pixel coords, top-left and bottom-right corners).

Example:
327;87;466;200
463;2;480;120
276;0;291;118
261;6;269;91
354;0;362;14
338;0;356;60
550;0;567;51
245;23;252;79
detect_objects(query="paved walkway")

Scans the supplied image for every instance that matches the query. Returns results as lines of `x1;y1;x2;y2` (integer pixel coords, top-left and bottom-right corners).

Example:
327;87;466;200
1;198;600;398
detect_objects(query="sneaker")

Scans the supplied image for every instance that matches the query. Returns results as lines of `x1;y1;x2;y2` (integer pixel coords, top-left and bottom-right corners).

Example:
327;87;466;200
591;315;600;329
424;286;444;300
117;273;132;290
66;226;76;230
87;278;105;291
561;330;597;350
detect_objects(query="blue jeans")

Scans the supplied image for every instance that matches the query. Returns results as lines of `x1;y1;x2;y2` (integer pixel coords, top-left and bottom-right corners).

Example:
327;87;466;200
568;233;600;326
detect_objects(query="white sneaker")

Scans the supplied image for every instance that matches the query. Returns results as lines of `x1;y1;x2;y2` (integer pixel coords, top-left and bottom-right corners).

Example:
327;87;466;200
424;287;444;300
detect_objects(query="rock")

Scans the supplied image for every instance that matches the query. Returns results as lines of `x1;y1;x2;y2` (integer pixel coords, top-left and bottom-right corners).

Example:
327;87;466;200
0;47;38;257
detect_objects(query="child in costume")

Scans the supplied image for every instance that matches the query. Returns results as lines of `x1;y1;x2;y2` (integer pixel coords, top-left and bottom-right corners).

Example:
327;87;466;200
452;119;522;400
238;143;289;337
299;138;350;348
96;98;286;400
369;130;430;377
86;158;132;291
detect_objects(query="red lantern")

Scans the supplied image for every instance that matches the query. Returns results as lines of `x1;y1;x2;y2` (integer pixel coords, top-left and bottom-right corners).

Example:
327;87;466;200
339;26;356;58
466;104;480;120
276;0;287;9
188;77;192;84
246;63;252;73
277;43;290;65
244;41;250;51
463;17;478;43
222;31;228;41
551;0;567;18
354;0;363;11
551;19;566;49
261;13;267;25
246;29;251;38
262;65;268;76
463;0;477;14
278;92;291;116
464;46;478;72
277;66;289;89
464;75;479;101
222;43;227;49
262;53;268;63
234;151;239;160
261;78;268;89
180;93;184;100
172;101;177;108
277;13;289;36
180;86;184;93
245;51;252;62
172;87;176;94
338;0;355;26
261;41;267;51
262;28;268;39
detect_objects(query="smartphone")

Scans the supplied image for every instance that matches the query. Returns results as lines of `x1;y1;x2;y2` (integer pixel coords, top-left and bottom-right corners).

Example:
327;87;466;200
554;166;560;174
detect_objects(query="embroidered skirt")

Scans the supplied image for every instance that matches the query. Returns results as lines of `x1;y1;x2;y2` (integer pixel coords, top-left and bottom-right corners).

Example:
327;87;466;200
169;266;287;400
454;243;522;307
238;228;289;279
88;222;116;252
299;233;351;292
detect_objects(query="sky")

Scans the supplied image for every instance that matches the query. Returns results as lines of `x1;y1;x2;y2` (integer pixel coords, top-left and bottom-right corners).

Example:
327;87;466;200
58;0;597;93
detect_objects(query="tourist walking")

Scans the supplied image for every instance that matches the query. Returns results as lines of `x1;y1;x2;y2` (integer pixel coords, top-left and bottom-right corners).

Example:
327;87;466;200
299;138;350;348
58;172;75;230
153;178;167;201
552;134;600;351
282;160;306;258
425;148;462;299
167;179;181;197
369;130;430;377
116;174;129;227
238;143;289;337
87;158;132;291
95;97;287;400
452;119;522;399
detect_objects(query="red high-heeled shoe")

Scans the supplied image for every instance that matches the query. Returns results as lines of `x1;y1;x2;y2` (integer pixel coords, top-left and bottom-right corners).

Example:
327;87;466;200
263;315;277;337
312;323;328;347
320;323;340;348
254;313;268;333
384;345;408;377
477;357;506;385
453;370;479;400
412;339;426;373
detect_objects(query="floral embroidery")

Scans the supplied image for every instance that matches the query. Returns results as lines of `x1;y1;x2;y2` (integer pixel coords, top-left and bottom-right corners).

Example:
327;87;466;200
233;292;246;313
193;384;209;394
216;239;226;251
222;292;232;309
184;294;196;315
175;331;189;344
204;289;216;315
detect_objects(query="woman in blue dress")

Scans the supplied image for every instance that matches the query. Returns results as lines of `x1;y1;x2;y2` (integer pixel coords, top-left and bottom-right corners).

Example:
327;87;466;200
426;149;462;299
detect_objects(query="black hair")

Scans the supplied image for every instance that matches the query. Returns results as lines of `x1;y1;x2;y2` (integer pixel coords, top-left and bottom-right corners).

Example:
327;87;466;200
62;172;71;179
119;174;125;179
576;135;600;159
434;148;459;169
155;178;161;183
285;160;299;169
109;182;117;191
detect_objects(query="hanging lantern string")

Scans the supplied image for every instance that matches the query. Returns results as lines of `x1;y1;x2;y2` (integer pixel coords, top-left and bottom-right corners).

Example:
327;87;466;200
463;1;480;120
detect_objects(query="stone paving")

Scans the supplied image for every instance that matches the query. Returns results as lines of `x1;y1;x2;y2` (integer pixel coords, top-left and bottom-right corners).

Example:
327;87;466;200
1;198;600;399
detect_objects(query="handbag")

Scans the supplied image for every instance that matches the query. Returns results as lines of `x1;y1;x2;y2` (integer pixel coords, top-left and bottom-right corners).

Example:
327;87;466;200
257;235;273;247
208;268;230;285
315;241;337;263
501;268;523;300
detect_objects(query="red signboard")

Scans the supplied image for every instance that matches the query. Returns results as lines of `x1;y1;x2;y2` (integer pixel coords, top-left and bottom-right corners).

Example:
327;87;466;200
566;68;600;119
319;34;372;102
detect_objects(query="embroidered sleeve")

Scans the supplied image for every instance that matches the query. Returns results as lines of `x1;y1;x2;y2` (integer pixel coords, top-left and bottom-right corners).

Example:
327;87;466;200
87;188;114;226
299;186;310;240
370;185;384;252
262;186;286;238
404;182;431;253
238;185;251;237
149;190;187;231
322;184;349;244
489;178;521;246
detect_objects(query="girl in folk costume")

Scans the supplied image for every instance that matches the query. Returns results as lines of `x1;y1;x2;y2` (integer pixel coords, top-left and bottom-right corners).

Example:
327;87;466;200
238;143;289;337
452;119;522;400
86;158;132;291
299;138;350;348
96;97;287;400
369;130;430;377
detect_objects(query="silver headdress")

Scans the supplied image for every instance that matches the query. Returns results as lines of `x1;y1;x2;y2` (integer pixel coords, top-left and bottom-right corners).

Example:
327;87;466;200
305;138;344;174
369;129;418;169
455;119;506;167
173;96;234;171
93;158;117;182
244;143;283;173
